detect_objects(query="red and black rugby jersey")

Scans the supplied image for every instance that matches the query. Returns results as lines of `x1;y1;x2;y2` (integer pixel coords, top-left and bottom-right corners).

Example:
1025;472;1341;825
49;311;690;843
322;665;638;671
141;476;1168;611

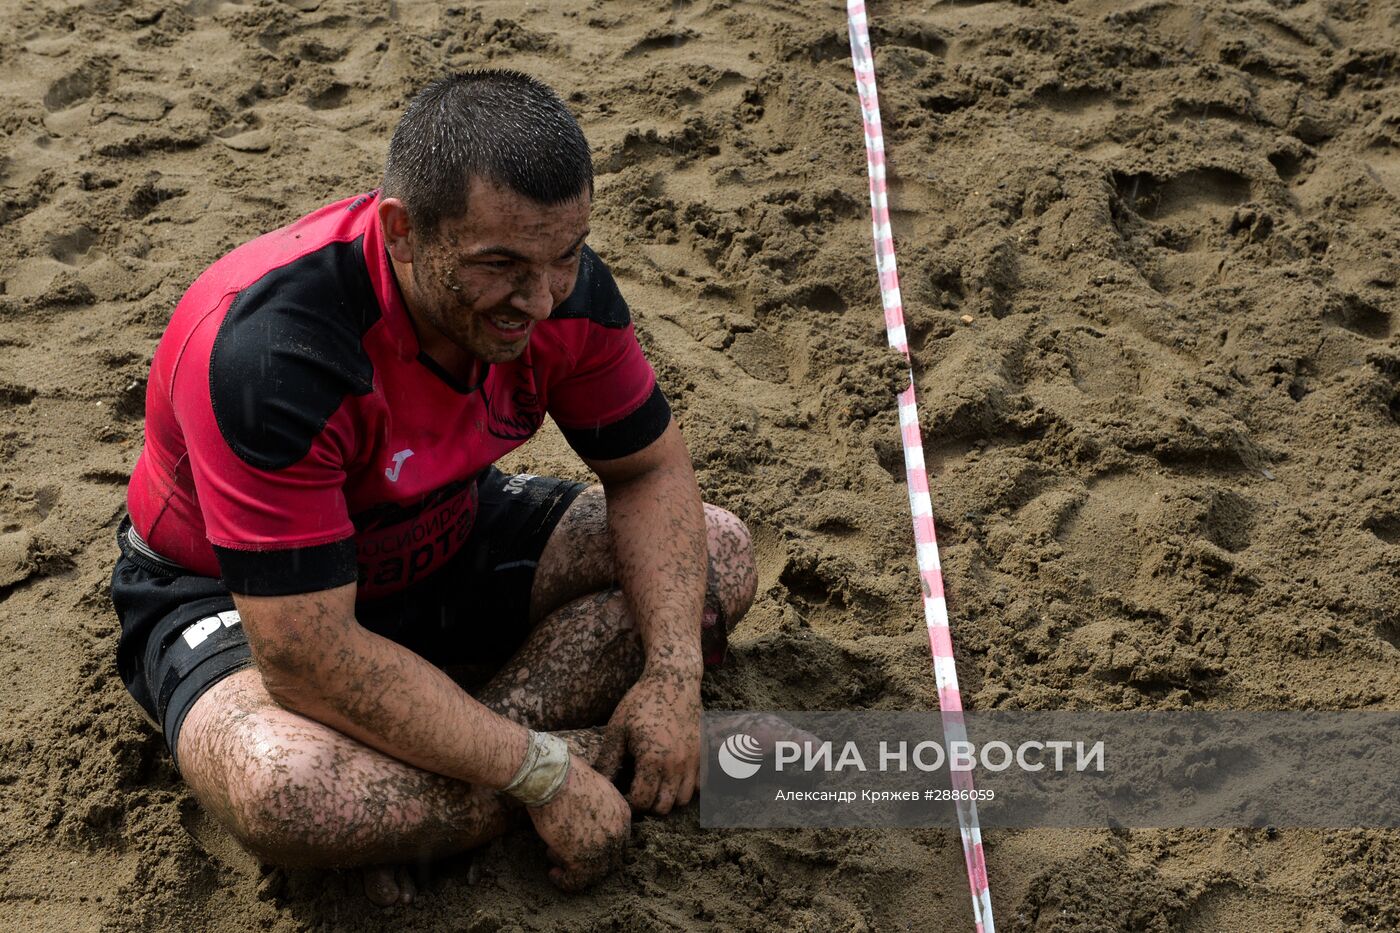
128;190;669;599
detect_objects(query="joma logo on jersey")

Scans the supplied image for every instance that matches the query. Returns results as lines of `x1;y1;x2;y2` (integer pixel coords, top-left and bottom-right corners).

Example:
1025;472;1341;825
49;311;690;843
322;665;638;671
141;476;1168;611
385;449;415;482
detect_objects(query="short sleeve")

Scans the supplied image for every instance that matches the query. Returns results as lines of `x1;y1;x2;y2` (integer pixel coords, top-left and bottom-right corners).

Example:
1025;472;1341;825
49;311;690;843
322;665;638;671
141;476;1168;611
172;291;366;596
546;249;672;460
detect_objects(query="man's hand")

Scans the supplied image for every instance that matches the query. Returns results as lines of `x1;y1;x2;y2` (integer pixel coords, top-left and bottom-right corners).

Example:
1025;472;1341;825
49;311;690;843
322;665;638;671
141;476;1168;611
608;663;702;814
526;756;632;892
583;420;709;815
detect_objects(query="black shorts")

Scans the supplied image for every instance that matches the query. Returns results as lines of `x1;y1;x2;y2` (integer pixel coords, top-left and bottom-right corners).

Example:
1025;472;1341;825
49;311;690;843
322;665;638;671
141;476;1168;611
111;467;587;766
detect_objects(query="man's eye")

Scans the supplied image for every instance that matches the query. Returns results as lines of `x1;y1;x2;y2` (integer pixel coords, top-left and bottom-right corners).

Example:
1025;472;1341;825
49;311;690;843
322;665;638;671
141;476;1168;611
482;259;513;269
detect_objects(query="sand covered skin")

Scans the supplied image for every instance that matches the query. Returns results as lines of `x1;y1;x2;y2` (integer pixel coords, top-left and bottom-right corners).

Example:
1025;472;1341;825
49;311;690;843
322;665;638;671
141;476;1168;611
1;0;1398;929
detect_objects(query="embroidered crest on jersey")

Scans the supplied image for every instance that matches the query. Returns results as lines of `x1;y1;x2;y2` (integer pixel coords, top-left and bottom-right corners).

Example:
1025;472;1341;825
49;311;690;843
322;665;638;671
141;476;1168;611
484;381;546;441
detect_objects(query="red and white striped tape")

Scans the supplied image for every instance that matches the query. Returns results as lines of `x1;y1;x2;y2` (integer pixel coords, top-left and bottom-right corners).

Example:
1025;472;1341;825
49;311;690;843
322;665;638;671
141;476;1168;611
845;3;996;931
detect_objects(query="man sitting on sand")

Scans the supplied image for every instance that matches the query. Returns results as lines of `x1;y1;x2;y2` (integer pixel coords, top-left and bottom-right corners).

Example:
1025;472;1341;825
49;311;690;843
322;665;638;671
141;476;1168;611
108;70;756;904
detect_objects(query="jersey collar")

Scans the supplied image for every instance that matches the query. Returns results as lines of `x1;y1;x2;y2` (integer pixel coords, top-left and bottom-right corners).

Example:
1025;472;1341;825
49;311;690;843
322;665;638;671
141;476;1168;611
358;190;420;364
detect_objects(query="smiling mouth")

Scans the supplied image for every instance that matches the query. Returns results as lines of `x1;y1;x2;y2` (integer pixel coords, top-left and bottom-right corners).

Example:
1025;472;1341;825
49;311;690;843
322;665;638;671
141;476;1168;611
489;315;530;335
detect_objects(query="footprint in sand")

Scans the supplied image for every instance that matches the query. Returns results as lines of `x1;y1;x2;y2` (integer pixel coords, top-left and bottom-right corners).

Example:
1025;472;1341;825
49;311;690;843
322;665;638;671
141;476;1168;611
47;227;99;267
0;483;63;600
42;61;109;113
1364;512;1400;546
214;113;272;153
1327;294;1393;340
305;82;350;110
1363;150;1400;201
1111;167;1253;221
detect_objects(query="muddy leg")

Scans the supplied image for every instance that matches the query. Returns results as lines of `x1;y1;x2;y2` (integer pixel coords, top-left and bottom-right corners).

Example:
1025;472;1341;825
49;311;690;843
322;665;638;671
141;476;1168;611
527;487;757;638
176;669;512;898
174;493;756;901
475;489;757;724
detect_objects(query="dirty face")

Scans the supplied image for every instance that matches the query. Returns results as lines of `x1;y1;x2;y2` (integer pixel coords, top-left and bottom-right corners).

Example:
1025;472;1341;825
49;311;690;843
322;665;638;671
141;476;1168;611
406;176;591;366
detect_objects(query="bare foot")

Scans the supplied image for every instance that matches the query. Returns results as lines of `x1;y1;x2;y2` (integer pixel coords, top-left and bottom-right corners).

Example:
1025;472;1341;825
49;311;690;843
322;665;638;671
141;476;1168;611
362;863;416;907
555;726;625;780
711;712;821;750
357;730;623;907
700;713;822;786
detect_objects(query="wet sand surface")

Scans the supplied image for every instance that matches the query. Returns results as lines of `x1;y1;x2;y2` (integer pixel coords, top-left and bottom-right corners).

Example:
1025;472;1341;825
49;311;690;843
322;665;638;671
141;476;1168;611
1;0;1398;929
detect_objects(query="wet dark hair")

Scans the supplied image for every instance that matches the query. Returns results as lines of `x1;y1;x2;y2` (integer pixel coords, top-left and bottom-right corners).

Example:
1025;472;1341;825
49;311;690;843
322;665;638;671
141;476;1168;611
381;70;593;240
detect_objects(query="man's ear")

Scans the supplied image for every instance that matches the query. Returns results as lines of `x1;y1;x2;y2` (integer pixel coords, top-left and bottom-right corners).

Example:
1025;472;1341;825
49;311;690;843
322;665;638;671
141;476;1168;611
379;197;416;264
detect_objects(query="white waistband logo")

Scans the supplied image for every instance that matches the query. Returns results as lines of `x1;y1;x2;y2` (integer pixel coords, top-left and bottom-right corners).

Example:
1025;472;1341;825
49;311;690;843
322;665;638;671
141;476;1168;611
183;610;242;650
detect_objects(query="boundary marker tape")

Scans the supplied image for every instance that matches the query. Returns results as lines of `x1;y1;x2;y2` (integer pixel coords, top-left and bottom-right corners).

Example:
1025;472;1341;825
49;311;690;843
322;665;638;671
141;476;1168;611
845;4;996;930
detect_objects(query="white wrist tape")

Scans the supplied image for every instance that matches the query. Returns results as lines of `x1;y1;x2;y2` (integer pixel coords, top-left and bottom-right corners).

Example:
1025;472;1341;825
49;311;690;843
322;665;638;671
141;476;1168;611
503;730;571;808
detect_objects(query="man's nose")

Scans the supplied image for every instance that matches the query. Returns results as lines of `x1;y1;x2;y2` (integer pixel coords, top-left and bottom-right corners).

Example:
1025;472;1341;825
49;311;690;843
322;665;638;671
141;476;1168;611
510;269;554;320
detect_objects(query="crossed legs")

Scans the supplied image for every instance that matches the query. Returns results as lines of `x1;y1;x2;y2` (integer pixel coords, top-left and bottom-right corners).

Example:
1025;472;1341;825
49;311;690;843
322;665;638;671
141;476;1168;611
174;491;755;896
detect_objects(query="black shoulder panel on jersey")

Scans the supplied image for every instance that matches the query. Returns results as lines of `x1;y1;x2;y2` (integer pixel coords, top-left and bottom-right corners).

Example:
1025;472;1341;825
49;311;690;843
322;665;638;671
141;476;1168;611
210;236;380;471
550;245;631;329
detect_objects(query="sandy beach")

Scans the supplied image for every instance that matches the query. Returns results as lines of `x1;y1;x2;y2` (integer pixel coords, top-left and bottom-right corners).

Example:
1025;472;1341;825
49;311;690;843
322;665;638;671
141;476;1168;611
2;0;1399;929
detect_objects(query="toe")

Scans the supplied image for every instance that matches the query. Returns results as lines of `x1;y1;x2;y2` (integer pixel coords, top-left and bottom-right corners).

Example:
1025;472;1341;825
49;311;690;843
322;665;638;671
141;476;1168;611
363;864;401;907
